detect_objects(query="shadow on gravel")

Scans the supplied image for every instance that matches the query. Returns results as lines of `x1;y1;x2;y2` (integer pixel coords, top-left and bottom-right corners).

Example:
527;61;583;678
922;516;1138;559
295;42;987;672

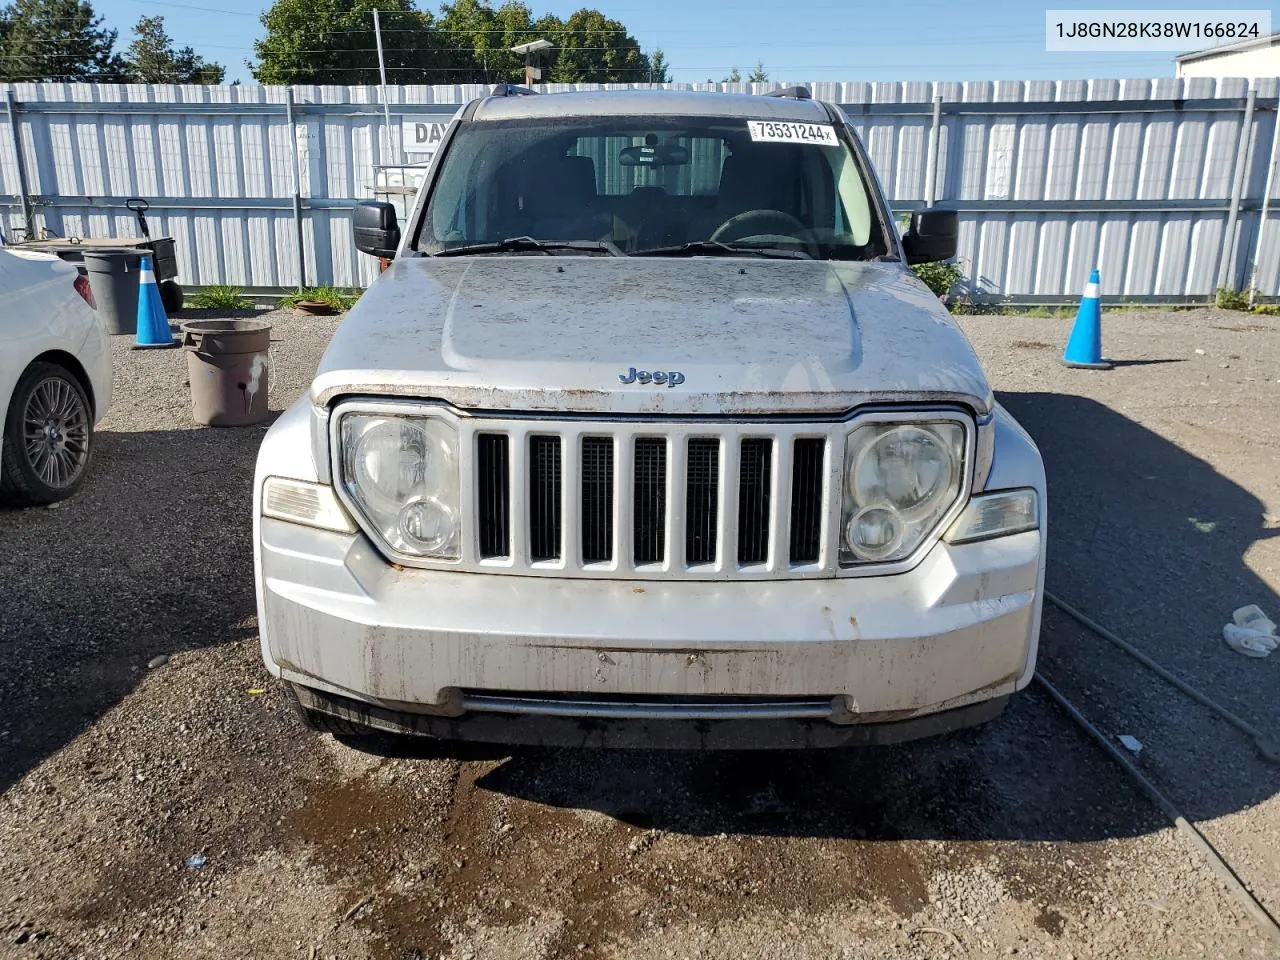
999;391;1280;823
0;421;270;794
1105;358;1187;368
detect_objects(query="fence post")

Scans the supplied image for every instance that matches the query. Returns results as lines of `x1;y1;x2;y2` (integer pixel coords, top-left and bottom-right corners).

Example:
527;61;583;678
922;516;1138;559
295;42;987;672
1218;88;1256;292
1248;102;1280;305
924;94;943;207
4;85;34;239
285;87;307;290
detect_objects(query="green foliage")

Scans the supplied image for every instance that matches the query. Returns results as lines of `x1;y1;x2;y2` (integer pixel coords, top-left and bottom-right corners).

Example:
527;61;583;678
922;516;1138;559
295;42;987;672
548;8;649;84
253;0;659;86
724;66;742;83
189;285;254;310
0;0;126;81
1214;287;1252;311
254;0;442;85
947;296;1009;316
125;16;224;84
910;260;964;300
647;48;670;83
1250;303;1280;316
1020;305;1076;318
279;286;361;311
747;61;768;84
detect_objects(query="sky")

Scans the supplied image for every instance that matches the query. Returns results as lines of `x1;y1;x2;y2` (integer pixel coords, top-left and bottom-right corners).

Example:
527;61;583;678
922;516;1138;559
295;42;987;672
88;0;1280;86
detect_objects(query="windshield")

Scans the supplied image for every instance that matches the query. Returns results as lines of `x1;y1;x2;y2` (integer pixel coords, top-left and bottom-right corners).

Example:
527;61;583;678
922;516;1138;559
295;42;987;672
416;115;889;260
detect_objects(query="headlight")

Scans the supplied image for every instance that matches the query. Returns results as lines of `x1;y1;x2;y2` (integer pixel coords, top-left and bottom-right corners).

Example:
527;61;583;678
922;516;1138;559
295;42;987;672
339;414;461;559
841;420;965;565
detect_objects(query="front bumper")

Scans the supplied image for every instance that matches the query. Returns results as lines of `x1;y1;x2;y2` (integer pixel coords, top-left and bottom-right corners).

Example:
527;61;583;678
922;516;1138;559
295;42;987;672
258;516;1044;743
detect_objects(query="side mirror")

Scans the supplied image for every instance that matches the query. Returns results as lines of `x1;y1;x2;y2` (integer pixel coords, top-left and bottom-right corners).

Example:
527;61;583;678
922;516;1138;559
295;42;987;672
902;208;957;265
353;201;401;259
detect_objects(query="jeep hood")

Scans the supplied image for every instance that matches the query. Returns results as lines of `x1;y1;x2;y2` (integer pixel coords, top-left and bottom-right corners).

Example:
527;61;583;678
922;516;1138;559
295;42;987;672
310;257;993;417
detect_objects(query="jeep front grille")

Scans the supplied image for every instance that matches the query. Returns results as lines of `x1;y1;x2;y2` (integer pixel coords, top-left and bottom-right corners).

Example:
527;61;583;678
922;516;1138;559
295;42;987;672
465;421;838;578
580;436;614;564
528;435;562;562
476;433;509;559
789;438;826;564
737;438;772;565
684;438;720;565
633;437;666;565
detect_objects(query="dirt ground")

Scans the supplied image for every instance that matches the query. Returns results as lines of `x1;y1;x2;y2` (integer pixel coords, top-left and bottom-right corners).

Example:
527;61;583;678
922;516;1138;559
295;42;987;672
1;306;1278;960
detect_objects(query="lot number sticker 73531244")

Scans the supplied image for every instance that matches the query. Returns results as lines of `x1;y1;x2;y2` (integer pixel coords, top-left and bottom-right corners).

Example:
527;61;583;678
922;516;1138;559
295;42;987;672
746;121;839;146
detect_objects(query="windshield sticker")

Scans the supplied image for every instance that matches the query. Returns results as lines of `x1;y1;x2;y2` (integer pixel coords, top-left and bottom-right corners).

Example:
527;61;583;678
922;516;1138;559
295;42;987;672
746;121;839;146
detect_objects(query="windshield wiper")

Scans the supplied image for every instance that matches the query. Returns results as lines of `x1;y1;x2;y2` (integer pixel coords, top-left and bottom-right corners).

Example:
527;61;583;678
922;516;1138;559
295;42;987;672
432;236;622;257
632;240;812;260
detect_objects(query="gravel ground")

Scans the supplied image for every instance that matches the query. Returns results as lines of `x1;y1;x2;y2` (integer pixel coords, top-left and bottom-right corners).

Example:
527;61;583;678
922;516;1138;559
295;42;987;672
1;306;1278;959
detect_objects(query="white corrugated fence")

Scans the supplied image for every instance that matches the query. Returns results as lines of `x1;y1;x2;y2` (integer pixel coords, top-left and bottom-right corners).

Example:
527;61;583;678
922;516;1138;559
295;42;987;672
2;78;1277;301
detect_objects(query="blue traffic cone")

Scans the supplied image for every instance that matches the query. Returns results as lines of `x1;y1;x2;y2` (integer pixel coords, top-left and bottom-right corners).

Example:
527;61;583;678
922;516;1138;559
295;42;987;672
133;254;177;349
1061;268;1110;369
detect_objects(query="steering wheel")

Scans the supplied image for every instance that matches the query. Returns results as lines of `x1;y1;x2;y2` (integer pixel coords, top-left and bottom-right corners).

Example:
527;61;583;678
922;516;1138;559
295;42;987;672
710;208;814;245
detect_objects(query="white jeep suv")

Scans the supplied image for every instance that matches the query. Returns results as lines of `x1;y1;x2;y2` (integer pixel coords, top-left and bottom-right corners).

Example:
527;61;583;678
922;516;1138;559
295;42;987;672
253;86;1046;749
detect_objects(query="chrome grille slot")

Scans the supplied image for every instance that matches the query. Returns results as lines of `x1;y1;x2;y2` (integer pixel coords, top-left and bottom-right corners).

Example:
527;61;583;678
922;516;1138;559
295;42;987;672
738;438;772;565
528;435;562;562
789;438;825;564
580;436;614;564
476;433;509;558
685;438;720;565
633;437;667;565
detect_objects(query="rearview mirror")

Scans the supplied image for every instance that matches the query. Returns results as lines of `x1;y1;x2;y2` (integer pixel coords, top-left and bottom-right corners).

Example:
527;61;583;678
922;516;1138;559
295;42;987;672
902;208;957;265
353;201;401;259
619;143;690;167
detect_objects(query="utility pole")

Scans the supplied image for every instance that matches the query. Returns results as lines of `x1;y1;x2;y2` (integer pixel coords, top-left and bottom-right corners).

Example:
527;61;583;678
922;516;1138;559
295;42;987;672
372;10;398;163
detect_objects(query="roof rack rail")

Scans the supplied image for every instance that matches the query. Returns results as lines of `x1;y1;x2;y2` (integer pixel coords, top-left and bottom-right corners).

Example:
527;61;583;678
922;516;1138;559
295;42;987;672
490;83;539;97
765;86;812;101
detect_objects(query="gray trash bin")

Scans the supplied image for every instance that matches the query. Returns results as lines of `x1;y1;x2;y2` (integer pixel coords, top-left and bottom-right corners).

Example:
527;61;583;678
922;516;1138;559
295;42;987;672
83;251;144;336
180;319;272;426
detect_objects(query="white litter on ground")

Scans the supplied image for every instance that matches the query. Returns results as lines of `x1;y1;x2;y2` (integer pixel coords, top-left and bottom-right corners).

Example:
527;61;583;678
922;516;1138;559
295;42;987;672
1118;735;1143;754
1233;605;1277;645
1223;623;1273;658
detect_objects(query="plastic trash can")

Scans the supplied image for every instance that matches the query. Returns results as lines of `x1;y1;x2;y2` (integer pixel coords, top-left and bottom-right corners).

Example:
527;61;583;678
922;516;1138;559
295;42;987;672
83;251;144;336
180;319;272;426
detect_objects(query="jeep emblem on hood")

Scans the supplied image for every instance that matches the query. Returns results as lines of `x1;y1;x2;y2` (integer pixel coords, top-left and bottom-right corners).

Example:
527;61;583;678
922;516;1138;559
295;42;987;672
619;367;685;388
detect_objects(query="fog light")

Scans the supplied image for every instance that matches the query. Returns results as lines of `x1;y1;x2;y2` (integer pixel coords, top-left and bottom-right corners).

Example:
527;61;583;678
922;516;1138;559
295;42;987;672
845;505;903;560
398;497;457;554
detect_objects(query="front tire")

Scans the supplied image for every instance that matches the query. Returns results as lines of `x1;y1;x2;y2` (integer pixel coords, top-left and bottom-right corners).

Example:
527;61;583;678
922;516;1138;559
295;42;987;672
1;362;94;507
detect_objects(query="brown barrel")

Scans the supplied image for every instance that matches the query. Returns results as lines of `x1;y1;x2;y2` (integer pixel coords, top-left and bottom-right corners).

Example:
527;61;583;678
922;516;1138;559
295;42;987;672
180;319;272;426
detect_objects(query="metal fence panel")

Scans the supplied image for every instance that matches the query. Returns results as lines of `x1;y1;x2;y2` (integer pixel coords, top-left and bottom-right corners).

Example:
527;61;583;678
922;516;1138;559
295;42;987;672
1;78;1277;301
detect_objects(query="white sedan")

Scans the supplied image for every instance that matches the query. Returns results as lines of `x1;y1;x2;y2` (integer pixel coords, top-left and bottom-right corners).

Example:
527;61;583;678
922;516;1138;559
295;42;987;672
0;248;112;506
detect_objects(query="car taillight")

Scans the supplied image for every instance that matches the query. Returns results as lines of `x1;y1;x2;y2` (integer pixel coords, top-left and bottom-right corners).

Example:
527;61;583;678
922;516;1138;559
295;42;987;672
74;274;97;309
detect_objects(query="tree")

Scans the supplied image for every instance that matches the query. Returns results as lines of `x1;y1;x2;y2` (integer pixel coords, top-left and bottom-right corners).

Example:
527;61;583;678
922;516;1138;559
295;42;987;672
253;0;448;85
0;0;126;81
647;48;669;83
253;0;658;86
748;61;768;83
437;0;537;84
724;66;741;83
546;8;649;83
126;16;224;84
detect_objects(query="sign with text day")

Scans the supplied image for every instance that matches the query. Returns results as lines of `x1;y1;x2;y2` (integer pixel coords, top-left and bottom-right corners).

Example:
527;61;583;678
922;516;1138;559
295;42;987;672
401;118;453;156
